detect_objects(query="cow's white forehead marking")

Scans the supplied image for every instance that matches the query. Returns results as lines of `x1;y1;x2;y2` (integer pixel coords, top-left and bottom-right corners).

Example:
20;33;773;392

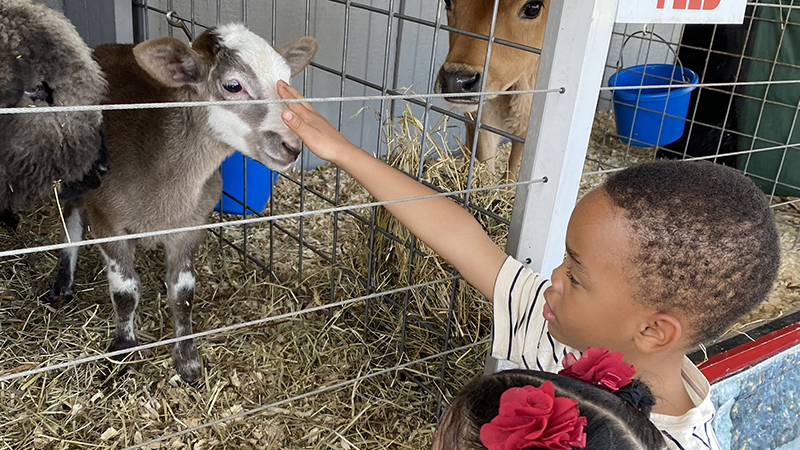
216;23;291;94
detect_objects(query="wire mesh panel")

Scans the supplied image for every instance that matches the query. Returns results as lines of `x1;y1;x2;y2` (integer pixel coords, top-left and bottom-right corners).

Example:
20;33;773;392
590;0;800;353
0;0;565;448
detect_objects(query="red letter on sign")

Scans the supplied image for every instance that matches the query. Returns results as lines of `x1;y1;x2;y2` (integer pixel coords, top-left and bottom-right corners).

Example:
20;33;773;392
688;0;702;9
703;0;722;9
672;0;687;9
657;0;666;8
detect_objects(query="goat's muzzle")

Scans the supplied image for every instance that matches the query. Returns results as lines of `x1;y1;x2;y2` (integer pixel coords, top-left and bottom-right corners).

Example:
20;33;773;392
282;141;302;160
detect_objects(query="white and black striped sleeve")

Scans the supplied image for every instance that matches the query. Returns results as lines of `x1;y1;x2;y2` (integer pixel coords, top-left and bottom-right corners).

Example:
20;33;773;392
491;256;551;368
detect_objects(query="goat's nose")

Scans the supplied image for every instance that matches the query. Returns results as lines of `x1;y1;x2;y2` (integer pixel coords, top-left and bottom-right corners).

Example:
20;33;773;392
439;69;481;94
282;141;302;159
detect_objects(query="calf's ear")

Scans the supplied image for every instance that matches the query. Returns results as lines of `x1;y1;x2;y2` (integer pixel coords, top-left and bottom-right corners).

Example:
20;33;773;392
133;38;207;87
276;37;318;78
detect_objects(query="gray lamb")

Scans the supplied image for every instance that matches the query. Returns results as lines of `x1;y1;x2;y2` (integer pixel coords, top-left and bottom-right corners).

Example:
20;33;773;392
0;0;108;228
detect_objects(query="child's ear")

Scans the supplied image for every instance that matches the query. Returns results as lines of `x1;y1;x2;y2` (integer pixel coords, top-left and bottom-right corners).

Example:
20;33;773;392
634;313;683;354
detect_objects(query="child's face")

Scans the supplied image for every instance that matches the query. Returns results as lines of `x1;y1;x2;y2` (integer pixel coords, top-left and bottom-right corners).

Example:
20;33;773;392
543;188;655;355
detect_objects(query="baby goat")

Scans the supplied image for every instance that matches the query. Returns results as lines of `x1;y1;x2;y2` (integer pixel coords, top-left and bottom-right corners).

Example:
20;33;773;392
49;25;317;383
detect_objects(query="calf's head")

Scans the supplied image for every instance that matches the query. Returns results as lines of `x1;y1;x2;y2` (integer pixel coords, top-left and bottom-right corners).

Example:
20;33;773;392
436;0;549;111
133;25;317;170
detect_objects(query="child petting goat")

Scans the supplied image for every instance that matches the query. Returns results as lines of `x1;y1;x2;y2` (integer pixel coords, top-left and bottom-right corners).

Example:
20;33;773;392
277;80;780;450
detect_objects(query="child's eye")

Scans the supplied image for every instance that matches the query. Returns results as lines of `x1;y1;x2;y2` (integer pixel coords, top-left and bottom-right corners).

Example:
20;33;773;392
565;269;579;286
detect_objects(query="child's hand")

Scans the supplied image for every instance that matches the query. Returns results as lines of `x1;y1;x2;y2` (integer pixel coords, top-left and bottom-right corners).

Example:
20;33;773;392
278;80;356;165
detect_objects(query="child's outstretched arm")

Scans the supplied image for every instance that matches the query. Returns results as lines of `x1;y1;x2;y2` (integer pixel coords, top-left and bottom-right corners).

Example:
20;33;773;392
278;81;508;299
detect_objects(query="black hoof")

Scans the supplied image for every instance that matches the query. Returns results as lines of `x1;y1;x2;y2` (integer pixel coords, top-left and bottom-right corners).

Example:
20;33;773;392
45;285;74;308
184;378;203;390
173;341;201;385
109;335;138;359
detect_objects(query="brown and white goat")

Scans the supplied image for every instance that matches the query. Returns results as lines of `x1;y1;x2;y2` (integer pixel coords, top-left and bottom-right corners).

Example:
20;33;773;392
435;0;549;181
49;25;317;383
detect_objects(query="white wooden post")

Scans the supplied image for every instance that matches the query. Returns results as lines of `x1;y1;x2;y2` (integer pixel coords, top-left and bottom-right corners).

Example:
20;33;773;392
486;0;620;374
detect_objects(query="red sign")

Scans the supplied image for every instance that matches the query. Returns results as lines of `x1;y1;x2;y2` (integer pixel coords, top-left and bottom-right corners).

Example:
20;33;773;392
657;0;723;10
618;0;745;23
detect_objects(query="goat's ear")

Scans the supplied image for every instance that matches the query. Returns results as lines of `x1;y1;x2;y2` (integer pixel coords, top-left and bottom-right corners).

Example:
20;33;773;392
133;38;207;88
276;37;318;78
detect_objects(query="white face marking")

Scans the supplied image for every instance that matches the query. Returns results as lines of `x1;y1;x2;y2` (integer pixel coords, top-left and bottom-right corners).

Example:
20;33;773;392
213;24;301;156
216;24;292;94
208;102;253;153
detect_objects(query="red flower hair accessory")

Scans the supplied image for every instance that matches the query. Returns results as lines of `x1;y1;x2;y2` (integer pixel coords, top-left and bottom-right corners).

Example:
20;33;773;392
479;381;587;450
558;347;636;393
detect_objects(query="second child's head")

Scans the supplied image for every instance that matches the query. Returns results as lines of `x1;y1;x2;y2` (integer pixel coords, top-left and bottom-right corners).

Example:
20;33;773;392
543;160;780;356
433;362;666;450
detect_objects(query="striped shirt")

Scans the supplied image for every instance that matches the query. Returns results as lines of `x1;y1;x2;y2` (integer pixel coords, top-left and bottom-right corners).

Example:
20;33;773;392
491;256;721;450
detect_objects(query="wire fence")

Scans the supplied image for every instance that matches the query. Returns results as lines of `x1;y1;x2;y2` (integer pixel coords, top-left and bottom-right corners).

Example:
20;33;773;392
2;0;800;448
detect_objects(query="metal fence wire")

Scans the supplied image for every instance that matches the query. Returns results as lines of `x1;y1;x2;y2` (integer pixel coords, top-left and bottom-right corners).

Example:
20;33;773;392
1;0;799;448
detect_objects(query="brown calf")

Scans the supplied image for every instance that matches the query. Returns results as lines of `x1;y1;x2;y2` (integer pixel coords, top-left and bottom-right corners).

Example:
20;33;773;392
49;25;317;383
436;0;549;181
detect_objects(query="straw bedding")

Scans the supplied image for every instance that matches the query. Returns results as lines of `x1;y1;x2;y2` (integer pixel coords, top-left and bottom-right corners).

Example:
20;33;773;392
1;109;798;449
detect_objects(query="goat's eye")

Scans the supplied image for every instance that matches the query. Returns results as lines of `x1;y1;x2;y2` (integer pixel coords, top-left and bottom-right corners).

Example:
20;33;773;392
223;80;242;93
444;0;451;11
520;0;544;19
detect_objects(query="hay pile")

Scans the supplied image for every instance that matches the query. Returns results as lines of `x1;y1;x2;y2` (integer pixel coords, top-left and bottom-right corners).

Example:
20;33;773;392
1;107;800;449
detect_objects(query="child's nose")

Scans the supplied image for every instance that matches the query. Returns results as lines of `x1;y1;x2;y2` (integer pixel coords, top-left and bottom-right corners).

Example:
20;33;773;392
550;263;566;293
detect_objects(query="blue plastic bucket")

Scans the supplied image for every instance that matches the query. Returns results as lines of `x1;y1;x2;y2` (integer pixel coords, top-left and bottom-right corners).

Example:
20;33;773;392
214;152;278;215
608;64;699;147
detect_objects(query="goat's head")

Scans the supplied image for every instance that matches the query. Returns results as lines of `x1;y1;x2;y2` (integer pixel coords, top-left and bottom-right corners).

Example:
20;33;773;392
435;0;548;111
133;25;317;170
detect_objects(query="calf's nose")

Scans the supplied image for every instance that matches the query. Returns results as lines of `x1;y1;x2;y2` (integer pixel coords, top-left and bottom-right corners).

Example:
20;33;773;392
439;69;481;94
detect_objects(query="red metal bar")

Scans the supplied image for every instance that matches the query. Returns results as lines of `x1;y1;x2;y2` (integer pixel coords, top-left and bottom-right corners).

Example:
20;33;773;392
698;322;800;384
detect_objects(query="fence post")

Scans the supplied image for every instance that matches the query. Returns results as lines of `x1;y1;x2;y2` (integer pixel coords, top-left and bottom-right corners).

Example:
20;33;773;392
485;0;620;374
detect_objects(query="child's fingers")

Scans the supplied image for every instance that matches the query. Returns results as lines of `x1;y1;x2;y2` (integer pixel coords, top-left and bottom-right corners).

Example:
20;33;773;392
281;109;315;139
277;80;314;111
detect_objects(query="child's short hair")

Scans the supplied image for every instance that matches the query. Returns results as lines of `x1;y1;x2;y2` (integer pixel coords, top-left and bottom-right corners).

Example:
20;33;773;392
433;370;665;450
602;160;781;344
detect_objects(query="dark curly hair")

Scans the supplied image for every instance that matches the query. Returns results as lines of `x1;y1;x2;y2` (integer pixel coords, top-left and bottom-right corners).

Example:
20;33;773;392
433;370;666;450
603;160;781;344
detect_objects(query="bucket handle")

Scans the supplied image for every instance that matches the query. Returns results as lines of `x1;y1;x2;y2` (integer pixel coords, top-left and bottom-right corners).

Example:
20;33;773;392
616;29;690;84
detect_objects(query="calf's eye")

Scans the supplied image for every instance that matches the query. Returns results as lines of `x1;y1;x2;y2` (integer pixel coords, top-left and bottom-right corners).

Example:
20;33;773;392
520;0;544;19
223;80;242;93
